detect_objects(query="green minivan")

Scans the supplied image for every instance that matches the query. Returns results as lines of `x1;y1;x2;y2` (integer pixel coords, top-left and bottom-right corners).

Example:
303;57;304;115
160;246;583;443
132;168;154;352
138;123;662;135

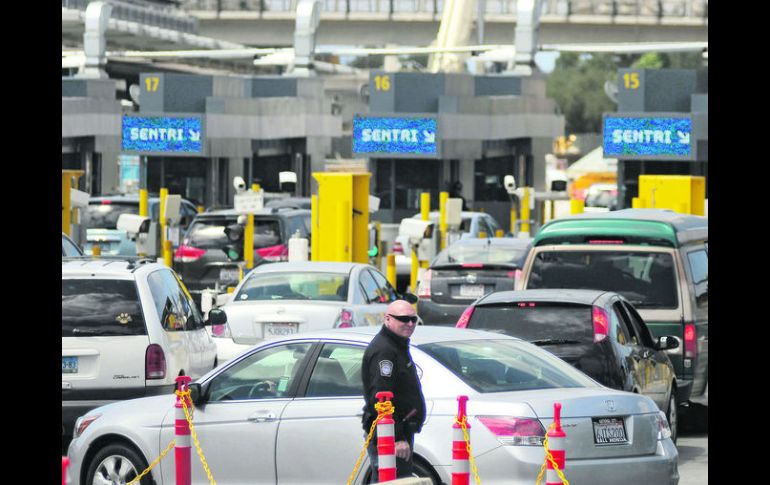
517;209;708;409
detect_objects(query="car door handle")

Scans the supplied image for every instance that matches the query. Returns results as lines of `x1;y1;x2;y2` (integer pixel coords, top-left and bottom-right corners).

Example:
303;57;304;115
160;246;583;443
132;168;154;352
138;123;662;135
248;411;277;423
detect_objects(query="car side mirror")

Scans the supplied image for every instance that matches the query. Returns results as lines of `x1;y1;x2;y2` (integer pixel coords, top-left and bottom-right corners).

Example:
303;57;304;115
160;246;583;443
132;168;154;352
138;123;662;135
206;308;227;326
189;383;207;406
400;292;418;304
656;335;679;351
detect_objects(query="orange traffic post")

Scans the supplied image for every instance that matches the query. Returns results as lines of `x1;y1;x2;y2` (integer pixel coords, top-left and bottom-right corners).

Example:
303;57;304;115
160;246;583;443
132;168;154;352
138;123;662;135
452;395;471;485
375;391;397;482
546;403;567;485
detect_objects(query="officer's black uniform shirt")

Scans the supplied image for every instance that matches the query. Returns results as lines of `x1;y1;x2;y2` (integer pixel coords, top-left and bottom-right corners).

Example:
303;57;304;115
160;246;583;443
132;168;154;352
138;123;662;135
361;324;426;442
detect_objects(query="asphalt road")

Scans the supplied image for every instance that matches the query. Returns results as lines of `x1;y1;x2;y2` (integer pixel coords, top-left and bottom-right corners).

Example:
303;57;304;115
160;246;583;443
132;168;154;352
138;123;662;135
677;431;708;484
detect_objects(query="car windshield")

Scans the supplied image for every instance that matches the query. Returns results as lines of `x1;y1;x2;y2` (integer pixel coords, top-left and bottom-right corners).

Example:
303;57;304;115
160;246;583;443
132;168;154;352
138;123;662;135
62;279;146;336
186;218;281;249
81;203;138;230
235;272;350;302
419;339;598;392
527;251;677;308
467;304;593;343
435;243;529;266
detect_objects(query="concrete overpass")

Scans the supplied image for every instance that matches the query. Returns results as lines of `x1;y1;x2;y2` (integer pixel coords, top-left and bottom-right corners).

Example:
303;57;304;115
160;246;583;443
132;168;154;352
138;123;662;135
183;0;708;47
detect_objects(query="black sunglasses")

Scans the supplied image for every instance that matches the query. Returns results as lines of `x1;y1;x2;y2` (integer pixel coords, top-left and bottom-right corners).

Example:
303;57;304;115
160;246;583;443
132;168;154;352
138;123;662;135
388;314;418;324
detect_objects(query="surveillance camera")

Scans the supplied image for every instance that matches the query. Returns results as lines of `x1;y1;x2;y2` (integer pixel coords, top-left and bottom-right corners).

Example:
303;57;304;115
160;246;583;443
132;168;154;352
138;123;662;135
116;213;150;236
504;175;517;195
233;176;246;194
398;218;435;245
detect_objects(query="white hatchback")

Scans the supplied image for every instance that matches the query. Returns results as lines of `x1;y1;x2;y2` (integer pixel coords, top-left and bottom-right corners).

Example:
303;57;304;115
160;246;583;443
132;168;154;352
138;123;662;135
62;257;220;439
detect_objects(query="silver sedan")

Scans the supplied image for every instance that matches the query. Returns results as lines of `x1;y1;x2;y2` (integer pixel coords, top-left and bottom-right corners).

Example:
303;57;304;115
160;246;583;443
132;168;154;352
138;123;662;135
67;326;679;485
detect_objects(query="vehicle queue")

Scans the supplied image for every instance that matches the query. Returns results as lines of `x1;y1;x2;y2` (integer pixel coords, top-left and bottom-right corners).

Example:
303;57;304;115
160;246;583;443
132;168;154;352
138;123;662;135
62;202;706;485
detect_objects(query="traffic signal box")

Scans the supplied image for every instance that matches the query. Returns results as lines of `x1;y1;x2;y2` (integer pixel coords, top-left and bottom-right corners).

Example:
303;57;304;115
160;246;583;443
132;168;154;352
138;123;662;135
311;172;371;263
636;175;705;216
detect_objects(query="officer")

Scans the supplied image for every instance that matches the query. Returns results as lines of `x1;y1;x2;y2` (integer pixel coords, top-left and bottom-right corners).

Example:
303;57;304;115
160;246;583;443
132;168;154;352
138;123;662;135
362;300;426;481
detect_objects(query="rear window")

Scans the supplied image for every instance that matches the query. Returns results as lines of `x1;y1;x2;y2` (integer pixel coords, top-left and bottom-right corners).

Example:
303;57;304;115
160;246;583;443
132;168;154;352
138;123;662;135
62;279;146;336
468;303;593;343
235;272;350;302
419;339;597;393
434;243;529;266
81;203;138;230
527;251;677;309
185;218;282;249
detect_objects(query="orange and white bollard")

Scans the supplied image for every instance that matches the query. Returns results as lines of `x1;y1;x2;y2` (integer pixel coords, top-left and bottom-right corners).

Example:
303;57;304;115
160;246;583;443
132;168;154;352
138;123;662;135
175;376;193;485
452;395;470;485
375;391;397;482
546;402;567;485
62;456;70;485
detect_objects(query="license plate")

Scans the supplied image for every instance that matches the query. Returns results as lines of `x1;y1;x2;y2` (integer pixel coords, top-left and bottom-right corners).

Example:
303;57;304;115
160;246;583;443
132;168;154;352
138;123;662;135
592;417;628;444
220;267;240;282
265;323;298;337
459;284;484;298
62;356;78;374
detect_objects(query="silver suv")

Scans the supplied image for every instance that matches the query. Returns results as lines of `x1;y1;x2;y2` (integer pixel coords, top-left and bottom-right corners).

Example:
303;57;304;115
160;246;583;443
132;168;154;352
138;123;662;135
62;257;223;439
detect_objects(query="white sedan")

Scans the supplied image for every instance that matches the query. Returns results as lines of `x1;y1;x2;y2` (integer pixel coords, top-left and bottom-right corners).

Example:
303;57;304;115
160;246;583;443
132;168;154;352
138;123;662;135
67;326;679;485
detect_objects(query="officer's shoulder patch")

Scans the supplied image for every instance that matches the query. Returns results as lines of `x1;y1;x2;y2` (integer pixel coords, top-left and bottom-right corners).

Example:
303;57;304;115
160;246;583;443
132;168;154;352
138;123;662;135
379;360;394;377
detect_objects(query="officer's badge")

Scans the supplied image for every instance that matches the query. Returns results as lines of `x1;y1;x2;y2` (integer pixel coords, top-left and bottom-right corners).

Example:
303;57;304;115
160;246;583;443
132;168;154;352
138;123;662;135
379;360;393;377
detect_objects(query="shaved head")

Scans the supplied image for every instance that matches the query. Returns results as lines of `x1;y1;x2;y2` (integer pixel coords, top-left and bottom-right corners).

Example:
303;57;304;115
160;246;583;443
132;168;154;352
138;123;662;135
384;300;418;338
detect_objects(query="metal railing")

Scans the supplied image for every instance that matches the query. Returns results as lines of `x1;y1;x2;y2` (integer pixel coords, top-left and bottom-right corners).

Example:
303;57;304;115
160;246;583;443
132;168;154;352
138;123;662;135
63;0;200;33
181;0;707;19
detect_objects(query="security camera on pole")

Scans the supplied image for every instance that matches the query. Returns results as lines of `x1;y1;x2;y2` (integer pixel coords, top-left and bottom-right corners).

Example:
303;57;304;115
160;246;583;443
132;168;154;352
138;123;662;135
232;177;264;274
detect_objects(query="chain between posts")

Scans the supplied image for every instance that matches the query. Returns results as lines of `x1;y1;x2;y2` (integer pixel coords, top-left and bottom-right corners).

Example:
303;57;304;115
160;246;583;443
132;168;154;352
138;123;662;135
346;400;394;485
457;416;482;485
535;423;569;485
127;439;176;485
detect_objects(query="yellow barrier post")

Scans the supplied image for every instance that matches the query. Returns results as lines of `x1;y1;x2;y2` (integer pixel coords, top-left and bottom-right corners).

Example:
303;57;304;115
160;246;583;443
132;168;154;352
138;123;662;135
410;247;419;293
387;253;397;288
510;205;517;237
570;198;585;214
478;231;487;238
196;205;204;214
495;229;504;237
549;200;556;222
92;245;101;257
245;212;255;269
159;188;168;263
521;187;531;235
374;221;383;269
421;192;430;222
311;194;319;261
163;240;173;267
439;191;448;250
61;170;85;236
139;189;149;217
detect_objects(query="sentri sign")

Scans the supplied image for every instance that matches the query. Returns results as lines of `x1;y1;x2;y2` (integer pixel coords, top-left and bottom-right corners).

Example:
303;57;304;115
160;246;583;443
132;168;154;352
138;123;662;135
353;116;438;157
122;116;203;154
603;116;692;159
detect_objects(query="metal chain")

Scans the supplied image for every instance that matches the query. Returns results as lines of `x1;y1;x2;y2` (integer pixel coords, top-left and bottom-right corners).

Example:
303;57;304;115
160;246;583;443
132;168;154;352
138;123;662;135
535;423;569;485
127;439;176;485
346;400;394;485
178;389;218;485
458;417;482;485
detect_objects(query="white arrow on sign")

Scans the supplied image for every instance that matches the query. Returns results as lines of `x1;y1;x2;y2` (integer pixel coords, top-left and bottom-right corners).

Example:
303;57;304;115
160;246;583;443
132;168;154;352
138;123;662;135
676;131;690;145
423;131;436;144
189;129;201;142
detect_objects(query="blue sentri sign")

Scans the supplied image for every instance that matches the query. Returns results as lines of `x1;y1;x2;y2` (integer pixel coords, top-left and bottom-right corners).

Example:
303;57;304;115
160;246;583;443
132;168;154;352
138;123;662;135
353;117;438;157
603;116;692;158
122;116;203;154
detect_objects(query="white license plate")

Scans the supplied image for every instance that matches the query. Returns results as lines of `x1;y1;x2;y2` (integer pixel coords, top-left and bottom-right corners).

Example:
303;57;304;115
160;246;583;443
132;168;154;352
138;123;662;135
459;284;484;298
62;356;78;374
592;417;628;444
265;323;298;337
219;267;240;282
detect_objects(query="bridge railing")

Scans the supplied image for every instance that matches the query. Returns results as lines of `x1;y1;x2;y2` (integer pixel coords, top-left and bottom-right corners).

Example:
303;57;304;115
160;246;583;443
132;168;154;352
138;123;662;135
181;0;707;19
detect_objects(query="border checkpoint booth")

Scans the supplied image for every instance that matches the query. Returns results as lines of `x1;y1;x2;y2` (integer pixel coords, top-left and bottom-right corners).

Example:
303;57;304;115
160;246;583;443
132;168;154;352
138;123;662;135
353;71;564;235
123;73;342;209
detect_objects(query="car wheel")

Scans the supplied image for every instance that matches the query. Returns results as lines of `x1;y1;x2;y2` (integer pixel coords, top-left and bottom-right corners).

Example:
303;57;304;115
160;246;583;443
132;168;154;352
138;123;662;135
85;443;151;485
666;389;678;444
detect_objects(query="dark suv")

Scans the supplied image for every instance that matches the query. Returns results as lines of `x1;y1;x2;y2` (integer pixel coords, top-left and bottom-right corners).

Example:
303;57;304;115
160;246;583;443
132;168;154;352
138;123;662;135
173;208;311;303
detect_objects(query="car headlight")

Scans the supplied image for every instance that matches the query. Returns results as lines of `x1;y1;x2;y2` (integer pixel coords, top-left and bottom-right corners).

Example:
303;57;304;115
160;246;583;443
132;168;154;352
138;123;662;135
73;414;101;438
656;411;672;440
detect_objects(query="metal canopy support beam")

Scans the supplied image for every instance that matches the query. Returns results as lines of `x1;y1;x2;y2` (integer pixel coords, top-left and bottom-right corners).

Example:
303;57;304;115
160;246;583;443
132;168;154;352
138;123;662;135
510;0;542;75
290;0;322;77
80;1;112;79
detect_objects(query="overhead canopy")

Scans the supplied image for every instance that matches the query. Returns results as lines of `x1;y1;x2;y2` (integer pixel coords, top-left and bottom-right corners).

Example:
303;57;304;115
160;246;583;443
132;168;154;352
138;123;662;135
566;147;618;180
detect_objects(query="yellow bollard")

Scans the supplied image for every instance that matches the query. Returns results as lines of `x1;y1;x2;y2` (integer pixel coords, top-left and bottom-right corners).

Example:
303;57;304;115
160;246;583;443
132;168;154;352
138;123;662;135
245;213;254;269
374;221;383;270
495;229;504;237
410;248;419;293
386;253;397;289
311;194;319;261
196;205;204;214
478;231;487;238
510;206;517;236
163;240;173;267
421;192;430;221
159;188;168;259
549;200;556;222
92;245;101;257
570;198;585;214
62;174;71;236
139;189;149;217
521;188;531;235
439;191;448;250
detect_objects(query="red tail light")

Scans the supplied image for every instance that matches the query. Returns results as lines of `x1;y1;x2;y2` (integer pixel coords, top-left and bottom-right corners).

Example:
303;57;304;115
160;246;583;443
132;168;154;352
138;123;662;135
417;269;432;299
335;308;355;328
456;305;475;328
256;244;288;262
461;263;484;268
592;306;609;343
100;200;112;205
392;241;404;255
174;244;206;263
477;416;546;446
684;323;697;358
145;344;166;380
